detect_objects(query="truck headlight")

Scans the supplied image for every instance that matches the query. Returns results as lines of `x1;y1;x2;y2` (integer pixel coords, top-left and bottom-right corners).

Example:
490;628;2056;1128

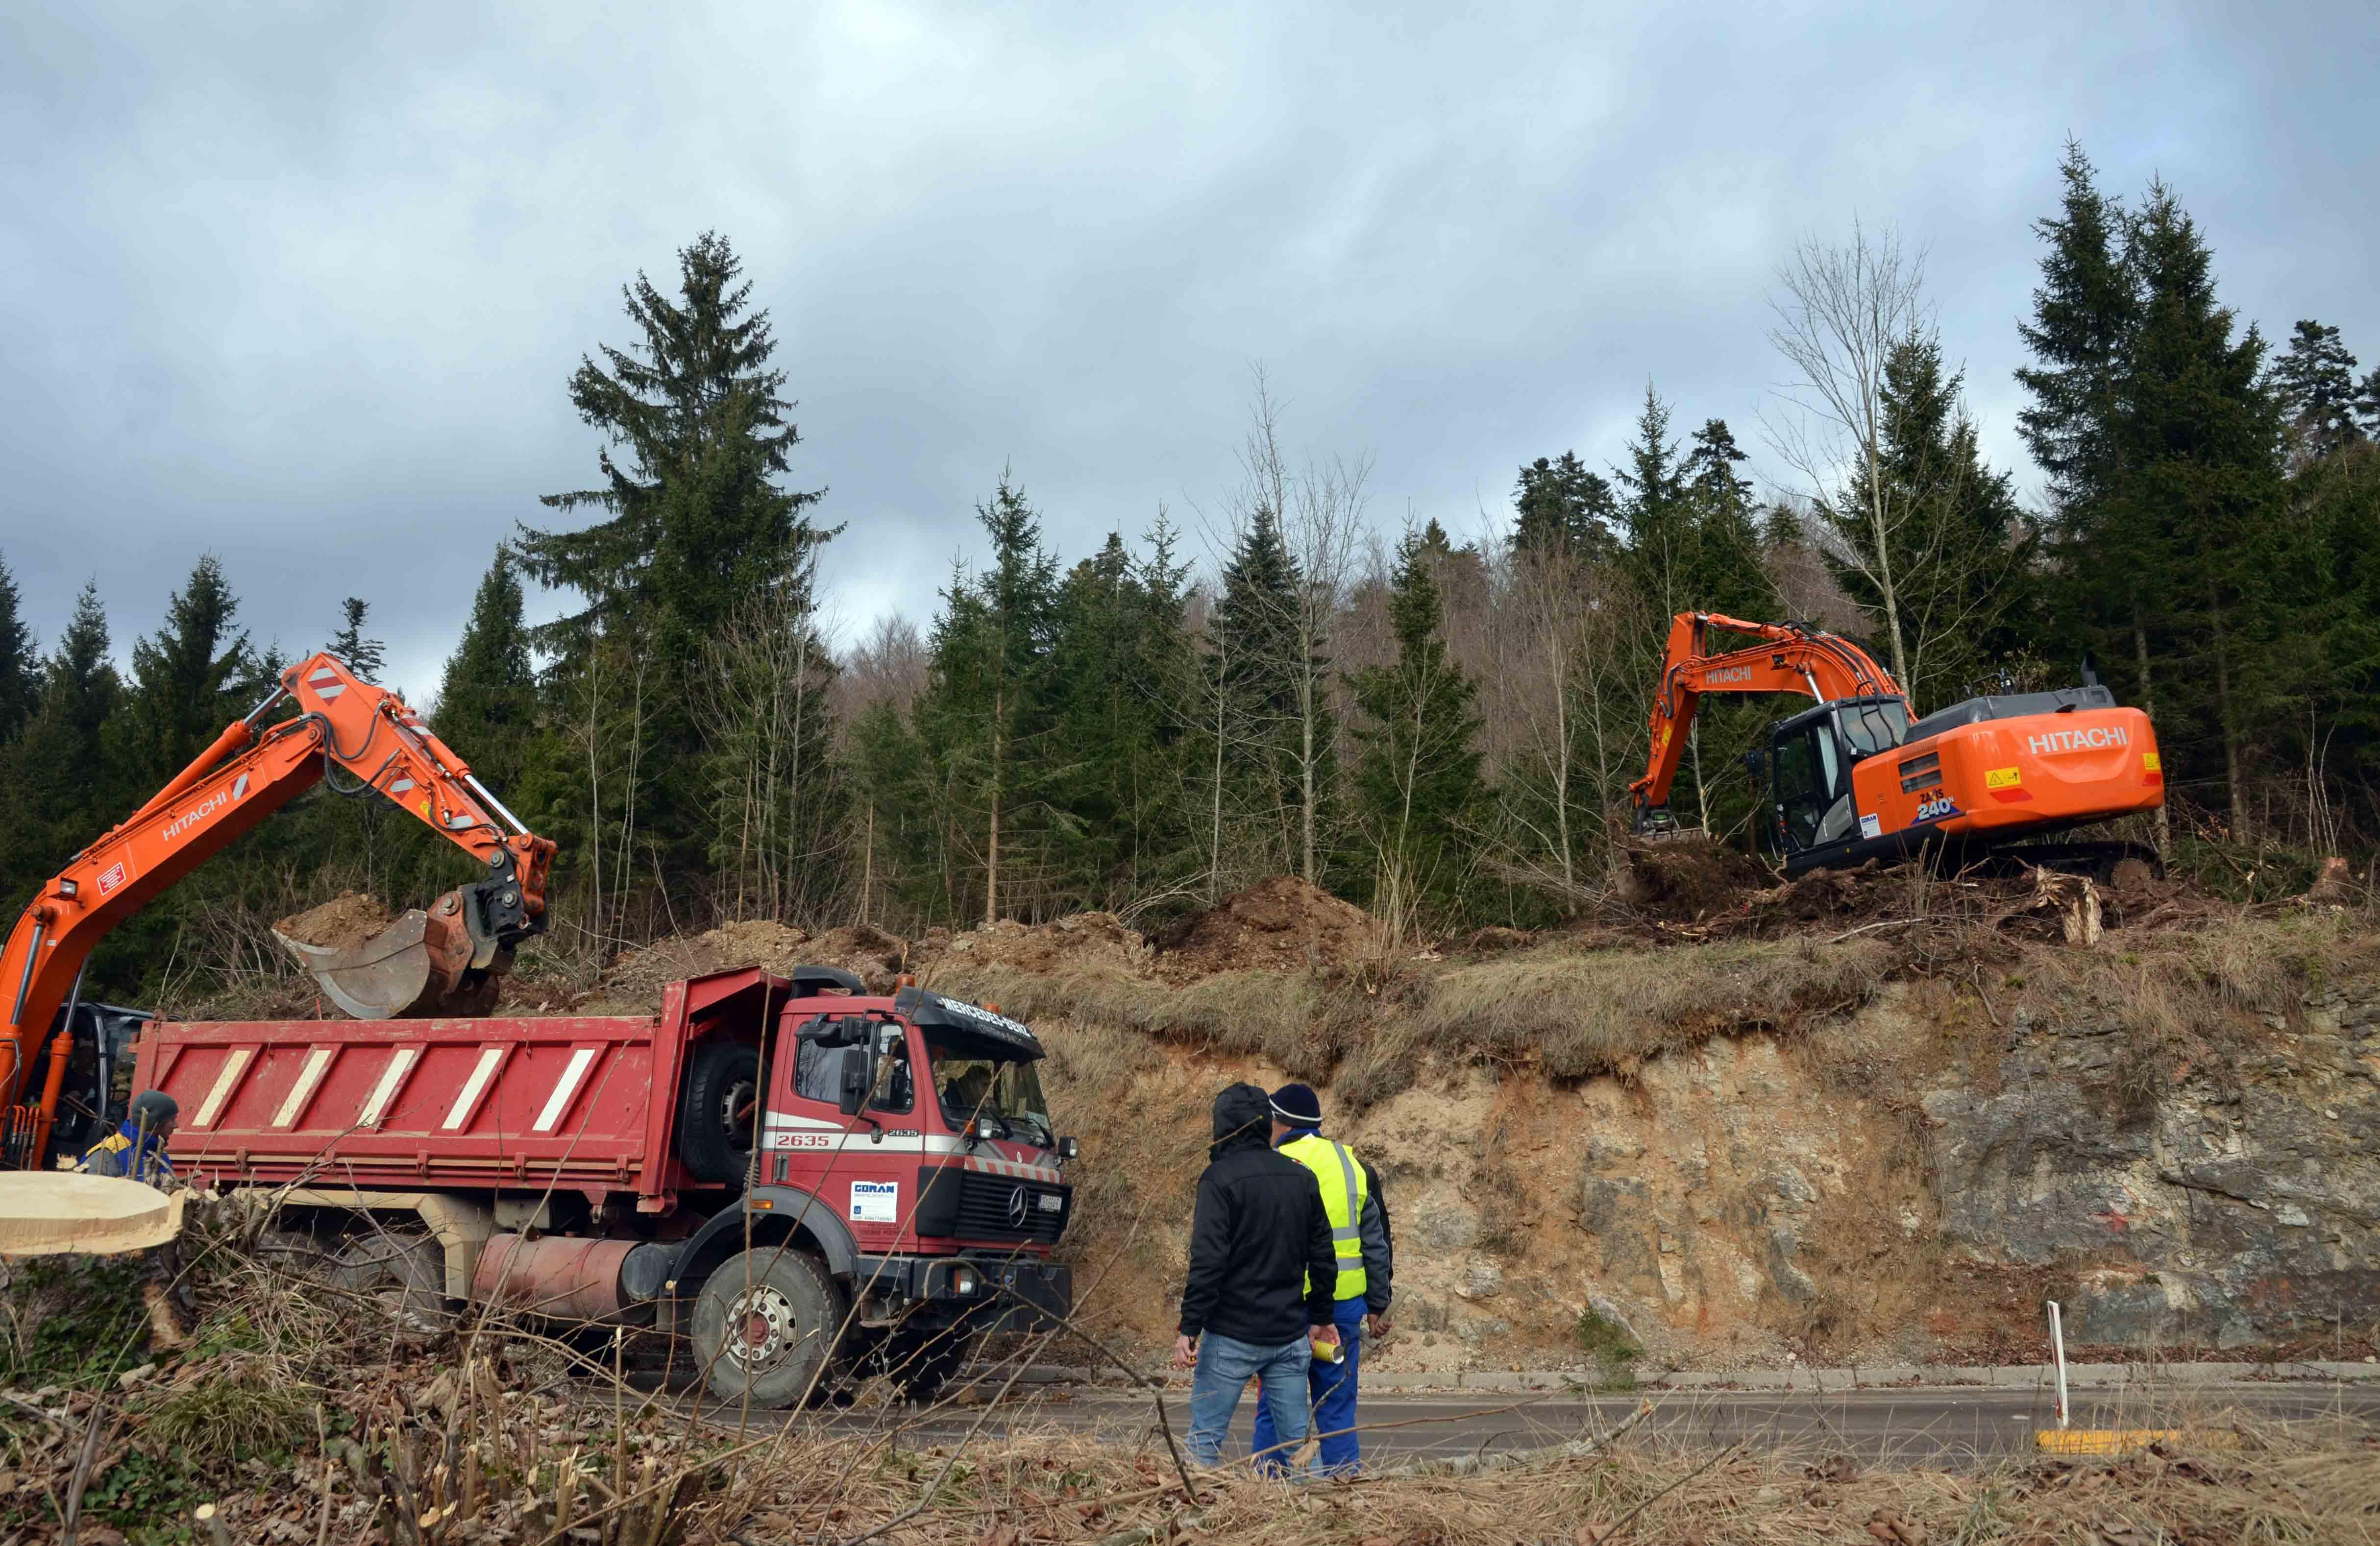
953;1267;980;1297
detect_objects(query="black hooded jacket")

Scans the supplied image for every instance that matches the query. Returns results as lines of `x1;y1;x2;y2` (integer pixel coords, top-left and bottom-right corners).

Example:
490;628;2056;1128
1178;1083;1337;1345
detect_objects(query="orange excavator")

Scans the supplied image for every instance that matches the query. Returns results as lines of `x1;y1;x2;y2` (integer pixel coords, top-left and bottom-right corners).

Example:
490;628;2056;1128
2;651;555;1168
1631;613;2166;881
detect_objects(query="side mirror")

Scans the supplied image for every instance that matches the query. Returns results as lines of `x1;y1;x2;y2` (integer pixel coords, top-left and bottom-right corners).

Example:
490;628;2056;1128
1743;747;1767;780
836;1047;874;1116
1057;1135;1080;1161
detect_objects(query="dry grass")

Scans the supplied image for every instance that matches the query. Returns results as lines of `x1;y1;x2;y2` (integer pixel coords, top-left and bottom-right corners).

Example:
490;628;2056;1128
8;1203;2379;1545
1408;937;1895;1082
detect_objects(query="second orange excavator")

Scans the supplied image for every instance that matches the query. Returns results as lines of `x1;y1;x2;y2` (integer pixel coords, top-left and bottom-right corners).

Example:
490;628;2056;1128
1631;612;2166;881
1;652;556;1168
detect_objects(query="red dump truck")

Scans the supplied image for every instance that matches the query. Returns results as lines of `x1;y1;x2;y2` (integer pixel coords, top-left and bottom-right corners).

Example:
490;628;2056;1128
129;964;1077;1405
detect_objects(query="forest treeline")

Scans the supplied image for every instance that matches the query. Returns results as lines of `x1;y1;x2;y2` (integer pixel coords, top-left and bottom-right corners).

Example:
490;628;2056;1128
3;144;2377;1001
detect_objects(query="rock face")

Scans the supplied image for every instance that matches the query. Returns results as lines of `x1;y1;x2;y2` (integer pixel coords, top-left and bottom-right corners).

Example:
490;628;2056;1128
1922;991;2380;1347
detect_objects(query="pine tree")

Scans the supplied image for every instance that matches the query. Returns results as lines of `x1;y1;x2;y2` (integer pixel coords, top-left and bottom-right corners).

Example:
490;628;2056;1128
2271;320;2364;459
2357;366;2380;439
1512;452;1618;556
0;550;35;744
434;552;538;798
1349;528;1483;921
329;597;385;683
121;555;253;783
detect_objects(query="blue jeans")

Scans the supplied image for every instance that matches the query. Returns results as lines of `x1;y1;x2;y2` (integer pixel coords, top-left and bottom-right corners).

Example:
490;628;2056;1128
1254;1297;1366;1474
1186;1331;1311;1470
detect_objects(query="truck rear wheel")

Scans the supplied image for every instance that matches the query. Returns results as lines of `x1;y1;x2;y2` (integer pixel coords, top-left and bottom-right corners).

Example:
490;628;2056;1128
678;1040;761;1185
690;1248;844;1408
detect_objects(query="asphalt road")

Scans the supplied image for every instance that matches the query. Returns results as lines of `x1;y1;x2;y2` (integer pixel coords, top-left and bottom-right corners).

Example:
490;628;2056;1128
688;1383;2380;1468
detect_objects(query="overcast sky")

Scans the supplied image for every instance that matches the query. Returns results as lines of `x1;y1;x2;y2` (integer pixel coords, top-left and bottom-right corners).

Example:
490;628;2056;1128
3;1;2373;698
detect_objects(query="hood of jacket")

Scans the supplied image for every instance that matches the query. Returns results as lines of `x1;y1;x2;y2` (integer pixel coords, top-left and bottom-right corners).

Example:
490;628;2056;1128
1208;1082;1273;1160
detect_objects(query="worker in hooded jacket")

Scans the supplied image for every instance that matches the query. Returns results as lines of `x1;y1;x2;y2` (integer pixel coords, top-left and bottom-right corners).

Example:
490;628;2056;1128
1252;1081;1393;1474
1173;1081;1341;1471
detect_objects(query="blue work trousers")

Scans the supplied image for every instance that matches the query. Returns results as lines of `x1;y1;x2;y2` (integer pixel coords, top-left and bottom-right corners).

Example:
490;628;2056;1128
1186;1331;1310;1471
1254;1296;1366;1474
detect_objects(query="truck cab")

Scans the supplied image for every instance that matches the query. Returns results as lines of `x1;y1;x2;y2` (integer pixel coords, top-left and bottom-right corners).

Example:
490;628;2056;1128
675;977;1077;1406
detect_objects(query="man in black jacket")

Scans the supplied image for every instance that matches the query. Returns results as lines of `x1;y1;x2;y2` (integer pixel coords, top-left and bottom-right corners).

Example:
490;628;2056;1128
1172;1082;1340;1470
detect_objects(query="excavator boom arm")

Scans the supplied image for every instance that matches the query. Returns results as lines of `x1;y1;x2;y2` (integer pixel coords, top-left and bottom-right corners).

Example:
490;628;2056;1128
1628;612;1905;817
2;652;555;1153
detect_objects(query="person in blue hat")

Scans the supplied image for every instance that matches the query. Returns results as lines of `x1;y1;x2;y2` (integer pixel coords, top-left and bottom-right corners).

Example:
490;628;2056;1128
1253;1081;1394;1474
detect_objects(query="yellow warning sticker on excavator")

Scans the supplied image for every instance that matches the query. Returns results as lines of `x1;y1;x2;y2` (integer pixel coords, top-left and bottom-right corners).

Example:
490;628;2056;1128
2142;751;2161;772
1985;766;2022;790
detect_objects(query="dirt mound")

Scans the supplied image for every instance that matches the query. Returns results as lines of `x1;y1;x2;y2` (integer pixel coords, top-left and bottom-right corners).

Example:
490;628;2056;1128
938;913;1153;976
1616;839;1774;923
1153;876;1379;979
273;892;397;949
596;919;918;1010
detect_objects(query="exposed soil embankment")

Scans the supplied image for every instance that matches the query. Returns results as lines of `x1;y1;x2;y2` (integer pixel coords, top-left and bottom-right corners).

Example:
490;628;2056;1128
475;870;2380;1374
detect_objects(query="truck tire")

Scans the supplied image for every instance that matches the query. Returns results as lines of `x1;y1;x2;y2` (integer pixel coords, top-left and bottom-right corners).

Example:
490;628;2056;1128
678;1040;761;1185
690;1248;845;1408
329;1233;450;1330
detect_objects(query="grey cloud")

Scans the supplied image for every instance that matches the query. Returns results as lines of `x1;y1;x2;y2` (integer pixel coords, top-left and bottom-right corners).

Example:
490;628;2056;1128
2;0;2372;698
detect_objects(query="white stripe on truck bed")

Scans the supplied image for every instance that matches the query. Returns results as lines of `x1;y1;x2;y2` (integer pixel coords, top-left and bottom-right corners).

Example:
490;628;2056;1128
443;1047;505;1130
270;1047;333;1128
533;1047;597;1132
191;1048;252;1128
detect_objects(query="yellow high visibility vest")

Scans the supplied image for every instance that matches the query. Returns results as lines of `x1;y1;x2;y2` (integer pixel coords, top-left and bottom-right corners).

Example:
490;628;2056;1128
1279;1133;1368;1302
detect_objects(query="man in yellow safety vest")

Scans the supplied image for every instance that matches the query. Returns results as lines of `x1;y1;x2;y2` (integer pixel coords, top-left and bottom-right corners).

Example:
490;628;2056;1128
1252;1081;1393;1473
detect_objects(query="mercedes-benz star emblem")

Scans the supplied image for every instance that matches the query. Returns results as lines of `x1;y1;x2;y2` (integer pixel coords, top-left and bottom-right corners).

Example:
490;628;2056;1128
1005;1185;1030;1230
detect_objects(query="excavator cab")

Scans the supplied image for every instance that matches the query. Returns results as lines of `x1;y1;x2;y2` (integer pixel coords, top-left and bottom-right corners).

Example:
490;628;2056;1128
1755;696;1909;862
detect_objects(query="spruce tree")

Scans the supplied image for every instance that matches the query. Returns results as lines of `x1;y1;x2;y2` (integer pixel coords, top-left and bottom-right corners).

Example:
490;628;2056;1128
435;551;539;797
329;596;385;683
1828;338;2033;708
2114;183;2285;834
515;234;836;872
914;474;1059;924
1614;383;1696;616
2015;140;2160;734
1682;418;1770;618
121;555;253;782
2271;320;2364;458
0;550;35;744
1512;453;1618;556
1348;528;1483;919
1207;507;1333;877
0;582;117;913
2016;139;2136;520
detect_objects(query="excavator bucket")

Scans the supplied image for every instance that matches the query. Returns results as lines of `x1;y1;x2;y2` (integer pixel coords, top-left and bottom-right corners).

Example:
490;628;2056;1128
274;889;504;1020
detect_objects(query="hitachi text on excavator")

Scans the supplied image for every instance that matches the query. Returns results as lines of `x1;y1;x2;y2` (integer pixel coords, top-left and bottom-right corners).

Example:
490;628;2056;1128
1;652;556;1168
1629;612;2166;881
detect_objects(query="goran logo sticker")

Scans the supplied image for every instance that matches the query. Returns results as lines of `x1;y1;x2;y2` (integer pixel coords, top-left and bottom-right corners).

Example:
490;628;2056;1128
1859;813;1882;840
1914;795;1960;823
850;1181;899;1224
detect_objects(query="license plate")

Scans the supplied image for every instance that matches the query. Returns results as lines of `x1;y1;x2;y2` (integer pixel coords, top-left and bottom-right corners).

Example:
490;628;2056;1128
1037;1193;1062;1212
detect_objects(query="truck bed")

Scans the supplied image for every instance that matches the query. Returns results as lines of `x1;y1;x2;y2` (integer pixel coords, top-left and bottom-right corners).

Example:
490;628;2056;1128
131;970;777;1209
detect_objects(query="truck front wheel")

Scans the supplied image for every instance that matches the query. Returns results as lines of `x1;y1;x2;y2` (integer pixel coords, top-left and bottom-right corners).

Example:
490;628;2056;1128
690;1248;845;1408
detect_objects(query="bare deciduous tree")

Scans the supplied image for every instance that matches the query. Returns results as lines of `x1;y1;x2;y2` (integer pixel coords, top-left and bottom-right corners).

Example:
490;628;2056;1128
1763;220;1930;690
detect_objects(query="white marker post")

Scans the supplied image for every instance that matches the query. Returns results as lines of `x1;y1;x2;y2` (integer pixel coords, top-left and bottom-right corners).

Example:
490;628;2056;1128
2045;1300;2070;1429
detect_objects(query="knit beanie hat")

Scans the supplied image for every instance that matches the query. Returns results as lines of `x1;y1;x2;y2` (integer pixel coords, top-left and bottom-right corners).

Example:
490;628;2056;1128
1268;1082;1323;1127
